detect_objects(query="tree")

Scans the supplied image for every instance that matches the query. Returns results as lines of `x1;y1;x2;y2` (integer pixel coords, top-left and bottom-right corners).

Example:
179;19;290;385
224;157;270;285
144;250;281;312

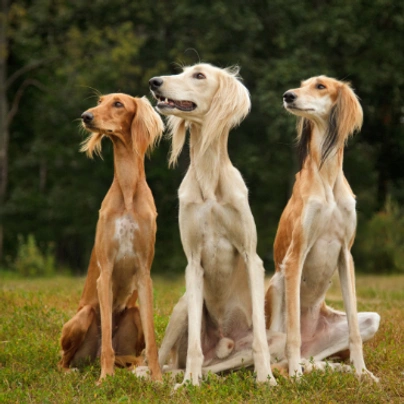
3;0;404;273
0;0;8;260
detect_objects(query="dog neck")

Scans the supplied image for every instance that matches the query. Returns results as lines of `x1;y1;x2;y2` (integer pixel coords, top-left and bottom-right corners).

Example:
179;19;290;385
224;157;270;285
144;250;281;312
305;123;344;188
188;125;231;200
110;137;145;212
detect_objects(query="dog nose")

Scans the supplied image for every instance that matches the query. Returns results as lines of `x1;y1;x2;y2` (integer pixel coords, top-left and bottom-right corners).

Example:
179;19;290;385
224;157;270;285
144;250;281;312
149;77;163;90
283;91;297;103
81;112;94;124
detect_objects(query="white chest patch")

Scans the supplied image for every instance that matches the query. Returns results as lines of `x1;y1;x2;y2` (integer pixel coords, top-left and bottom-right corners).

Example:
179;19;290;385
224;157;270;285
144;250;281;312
114;216;139;261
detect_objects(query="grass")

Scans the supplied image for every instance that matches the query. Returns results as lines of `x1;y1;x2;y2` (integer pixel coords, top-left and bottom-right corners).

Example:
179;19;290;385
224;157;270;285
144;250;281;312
0;273;403;403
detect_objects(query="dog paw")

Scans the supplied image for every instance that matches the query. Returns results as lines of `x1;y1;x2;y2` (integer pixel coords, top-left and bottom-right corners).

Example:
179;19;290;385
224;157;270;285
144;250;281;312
265;375;278;386
357;368;379;383
255;366;277;386
288;361;304;381
133;365;151;380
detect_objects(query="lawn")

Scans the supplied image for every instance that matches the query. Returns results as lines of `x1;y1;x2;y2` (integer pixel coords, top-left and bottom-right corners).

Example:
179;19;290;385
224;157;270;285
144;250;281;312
0;273;403;403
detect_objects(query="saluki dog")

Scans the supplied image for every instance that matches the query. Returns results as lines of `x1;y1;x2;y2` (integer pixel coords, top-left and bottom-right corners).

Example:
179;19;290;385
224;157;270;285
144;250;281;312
147;64;277;387
59;94;164;383
265;76;380;381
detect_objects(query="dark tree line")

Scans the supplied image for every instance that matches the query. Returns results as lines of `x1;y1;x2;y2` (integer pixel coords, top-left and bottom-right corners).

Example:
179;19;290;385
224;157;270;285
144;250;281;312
1;0;403;274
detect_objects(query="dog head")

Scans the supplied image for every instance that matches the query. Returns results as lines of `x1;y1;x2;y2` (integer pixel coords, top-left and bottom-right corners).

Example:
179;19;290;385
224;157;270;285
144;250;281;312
80;94;164;158
283;76;363;167
149;63;251;165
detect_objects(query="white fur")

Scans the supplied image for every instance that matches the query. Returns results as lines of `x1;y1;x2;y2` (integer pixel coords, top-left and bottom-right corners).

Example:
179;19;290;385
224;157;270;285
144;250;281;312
150;64;275;387
114;216;139;260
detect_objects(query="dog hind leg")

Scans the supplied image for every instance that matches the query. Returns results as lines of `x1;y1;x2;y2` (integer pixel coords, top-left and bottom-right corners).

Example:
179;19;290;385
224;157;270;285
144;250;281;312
303;309;380;361
59;305;99;369
113;306;145;368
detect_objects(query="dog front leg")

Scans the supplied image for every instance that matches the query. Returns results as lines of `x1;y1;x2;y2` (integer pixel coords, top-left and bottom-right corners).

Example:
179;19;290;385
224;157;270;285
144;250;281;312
338;248;379;382
97;266;114;382
284;250;304;379
136;272;162;382
246;253;276;385
179;261;204;388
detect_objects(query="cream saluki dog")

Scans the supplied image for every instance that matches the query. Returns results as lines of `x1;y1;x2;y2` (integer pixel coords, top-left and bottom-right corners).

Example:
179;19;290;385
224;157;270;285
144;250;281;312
148;64;276;387
265;76;380;381
59;94;164;383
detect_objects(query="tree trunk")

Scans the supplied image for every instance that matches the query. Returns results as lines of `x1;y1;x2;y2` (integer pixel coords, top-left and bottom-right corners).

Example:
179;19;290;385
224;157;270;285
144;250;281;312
0;0;9;261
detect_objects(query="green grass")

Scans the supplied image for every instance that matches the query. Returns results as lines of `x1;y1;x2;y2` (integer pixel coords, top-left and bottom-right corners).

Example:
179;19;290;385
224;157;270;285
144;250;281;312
1;274;403;403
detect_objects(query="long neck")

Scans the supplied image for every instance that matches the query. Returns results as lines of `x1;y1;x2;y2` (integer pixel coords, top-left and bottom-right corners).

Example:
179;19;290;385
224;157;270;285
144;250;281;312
111;138;145;211
307;123;344;187
189;125;231;200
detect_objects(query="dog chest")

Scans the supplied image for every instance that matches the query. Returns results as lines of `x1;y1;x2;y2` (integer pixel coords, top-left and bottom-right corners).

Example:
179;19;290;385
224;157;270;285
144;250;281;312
303;193;356;242
114;216;139;261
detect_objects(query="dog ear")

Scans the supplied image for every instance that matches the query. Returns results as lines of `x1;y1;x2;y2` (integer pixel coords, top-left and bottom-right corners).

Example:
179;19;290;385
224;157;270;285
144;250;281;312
167;115;187;167
335;82;363;139
297;117;313;169
197;67;251;158
321;82;363;166
131;97;164;155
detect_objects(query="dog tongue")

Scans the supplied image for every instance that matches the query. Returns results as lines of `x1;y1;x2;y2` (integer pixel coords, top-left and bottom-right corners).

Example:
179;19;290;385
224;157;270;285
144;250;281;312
175;100;193;109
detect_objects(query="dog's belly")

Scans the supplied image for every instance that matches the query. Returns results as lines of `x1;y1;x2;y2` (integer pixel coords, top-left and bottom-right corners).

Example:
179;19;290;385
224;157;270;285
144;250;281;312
202;237;252;336
301;237;341;307
111;268;137;312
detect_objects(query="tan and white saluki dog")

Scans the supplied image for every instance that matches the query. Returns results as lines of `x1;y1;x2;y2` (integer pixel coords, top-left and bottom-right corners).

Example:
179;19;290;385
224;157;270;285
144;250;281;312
148;64;276;387
265;76;380;381
59;94;164;383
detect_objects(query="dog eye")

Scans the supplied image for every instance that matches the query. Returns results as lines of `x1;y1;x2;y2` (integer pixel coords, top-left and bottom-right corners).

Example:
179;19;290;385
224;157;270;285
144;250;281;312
193;73;206;80
316;84;326;90
114;101;124;108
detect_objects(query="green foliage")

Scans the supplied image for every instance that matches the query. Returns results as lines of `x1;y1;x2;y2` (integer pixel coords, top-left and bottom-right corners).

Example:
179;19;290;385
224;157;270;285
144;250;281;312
12;234;56;277
2;0;404;273
356;199;404;274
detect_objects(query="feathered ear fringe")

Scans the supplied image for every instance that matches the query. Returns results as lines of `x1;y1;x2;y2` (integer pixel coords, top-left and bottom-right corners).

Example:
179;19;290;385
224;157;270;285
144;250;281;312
165;67;250;166
80;132;105;159
320;82;363;167
167;115;187;167
296;117;313;169
131;97;164;156
196;66;251;160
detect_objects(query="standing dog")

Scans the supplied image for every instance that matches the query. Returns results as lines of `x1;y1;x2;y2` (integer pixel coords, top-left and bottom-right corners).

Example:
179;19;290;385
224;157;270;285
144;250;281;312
148;64;276;387
59;94;164;382
265;76;379;380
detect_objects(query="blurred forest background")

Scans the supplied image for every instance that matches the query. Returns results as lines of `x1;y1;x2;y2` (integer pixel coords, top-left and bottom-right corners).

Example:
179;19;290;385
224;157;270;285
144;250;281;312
1;0;403;277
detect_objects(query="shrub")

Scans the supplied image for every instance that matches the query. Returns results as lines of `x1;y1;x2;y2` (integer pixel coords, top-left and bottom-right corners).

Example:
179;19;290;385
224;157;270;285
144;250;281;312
356;198;404;274
12;234;56;277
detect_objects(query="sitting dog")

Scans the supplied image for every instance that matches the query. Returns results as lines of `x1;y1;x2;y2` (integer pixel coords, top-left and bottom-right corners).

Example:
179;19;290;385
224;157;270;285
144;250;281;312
147;64;278;387
59;94;164;383
265;76;380;381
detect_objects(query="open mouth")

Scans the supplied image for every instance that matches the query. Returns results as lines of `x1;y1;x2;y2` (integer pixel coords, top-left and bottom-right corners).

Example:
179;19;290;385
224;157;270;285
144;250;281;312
285;104;315;112
155;95;196;112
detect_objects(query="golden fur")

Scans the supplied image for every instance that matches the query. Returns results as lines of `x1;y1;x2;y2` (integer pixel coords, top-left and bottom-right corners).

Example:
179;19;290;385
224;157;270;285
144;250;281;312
59;94;164;383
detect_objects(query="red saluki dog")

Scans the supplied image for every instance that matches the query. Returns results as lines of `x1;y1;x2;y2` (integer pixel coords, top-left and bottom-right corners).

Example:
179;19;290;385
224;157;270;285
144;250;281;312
59;94;164;383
